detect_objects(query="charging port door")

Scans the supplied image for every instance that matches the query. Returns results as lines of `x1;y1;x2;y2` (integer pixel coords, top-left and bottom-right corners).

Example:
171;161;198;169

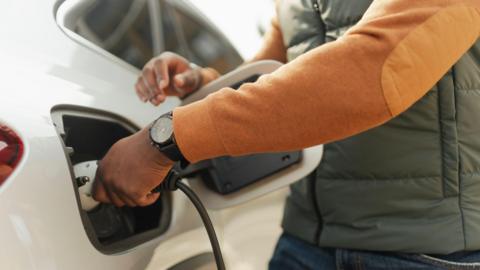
180;61;324;209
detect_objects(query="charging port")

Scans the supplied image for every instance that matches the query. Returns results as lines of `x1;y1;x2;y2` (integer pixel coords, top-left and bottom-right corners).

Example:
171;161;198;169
52;106;171;253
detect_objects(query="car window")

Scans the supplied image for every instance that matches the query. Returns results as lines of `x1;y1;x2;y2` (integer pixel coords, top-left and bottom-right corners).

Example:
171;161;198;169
73;0;242;73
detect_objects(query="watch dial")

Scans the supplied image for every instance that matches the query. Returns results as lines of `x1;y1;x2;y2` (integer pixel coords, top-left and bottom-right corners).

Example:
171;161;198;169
151;117;173;144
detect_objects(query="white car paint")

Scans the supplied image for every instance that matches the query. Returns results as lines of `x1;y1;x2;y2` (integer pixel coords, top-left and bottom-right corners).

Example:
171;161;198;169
0;1;181;269
0;1;322;269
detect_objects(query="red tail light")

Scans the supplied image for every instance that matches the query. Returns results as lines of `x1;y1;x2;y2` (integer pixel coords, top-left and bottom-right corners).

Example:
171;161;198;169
0;124;24;186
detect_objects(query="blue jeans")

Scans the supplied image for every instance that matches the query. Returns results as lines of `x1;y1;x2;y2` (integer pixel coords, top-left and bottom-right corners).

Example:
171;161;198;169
269;233;480;270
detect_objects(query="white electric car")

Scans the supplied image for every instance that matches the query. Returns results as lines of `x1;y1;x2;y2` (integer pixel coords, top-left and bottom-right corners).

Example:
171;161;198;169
0;1;322;269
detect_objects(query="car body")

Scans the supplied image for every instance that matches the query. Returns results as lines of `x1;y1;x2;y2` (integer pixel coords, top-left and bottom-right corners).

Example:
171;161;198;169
0;1;321;269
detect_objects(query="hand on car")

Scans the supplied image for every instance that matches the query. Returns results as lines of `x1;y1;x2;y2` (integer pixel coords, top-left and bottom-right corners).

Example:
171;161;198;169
92;128;174;207
135;52;202;106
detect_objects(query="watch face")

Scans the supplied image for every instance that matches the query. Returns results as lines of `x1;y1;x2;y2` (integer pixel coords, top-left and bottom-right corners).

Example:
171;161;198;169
151;117;174;144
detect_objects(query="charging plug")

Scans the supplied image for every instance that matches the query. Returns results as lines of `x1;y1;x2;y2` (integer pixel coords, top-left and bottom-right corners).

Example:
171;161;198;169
152;169;180;193
73;161;101;211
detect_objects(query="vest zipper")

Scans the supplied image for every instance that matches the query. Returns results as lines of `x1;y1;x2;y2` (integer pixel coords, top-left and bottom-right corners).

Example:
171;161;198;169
311;0;320;13
310;173;322;245
310;0;323;246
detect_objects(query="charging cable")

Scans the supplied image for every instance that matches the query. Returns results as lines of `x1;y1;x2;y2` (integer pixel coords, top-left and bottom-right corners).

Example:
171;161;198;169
152;169;226;270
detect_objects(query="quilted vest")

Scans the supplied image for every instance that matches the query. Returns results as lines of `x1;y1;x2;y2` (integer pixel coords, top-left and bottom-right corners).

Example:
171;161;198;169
279;0;480;254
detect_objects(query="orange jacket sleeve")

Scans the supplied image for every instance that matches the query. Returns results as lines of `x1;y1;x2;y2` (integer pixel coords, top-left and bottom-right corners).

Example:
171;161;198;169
250;16;287;63
197;14;286;87
173;0;480;163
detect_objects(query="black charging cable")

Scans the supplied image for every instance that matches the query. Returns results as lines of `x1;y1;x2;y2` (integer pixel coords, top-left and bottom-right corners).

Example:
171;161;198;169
152;169;226;270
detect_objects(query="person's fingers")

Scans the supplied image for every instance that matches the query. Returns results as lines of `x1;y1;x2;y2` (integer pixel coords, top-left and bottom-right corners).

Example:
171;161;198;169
115;191;137;207
146;192;161;205
135;83;145;102
92;181;111;204
174;70;199;90
144;192;161;206
142;76;155;100
172;70;200;97
135;78;150;102
104;184;126;208
92;169;111;203
136;52;196;104
111;184;140;207
150;95;166;106
132;192;160;207
154;59;169;91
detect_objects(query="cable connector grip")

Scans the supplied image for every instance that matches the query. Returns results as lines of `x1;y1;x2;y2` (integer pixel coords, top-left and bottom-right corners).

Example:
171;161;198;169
152;169;180;192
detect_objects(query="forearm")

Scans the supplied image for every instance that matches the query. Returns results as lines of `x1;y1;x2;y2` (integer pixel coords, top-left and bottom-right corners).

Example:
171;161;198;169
174;0;480;163
249;17;287;63
198;15;287;87
197;8;287;86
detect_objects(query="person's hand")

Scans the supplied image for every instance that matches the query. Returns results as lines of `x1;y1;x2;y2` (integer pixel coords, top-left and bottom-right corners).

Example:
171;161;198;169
92;128;174;207
136;52;203;106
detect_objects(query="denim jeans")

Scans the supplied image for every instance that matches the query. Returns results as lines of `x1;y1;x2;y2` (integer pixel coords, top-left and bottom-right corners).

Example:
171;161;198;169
269;233;480;270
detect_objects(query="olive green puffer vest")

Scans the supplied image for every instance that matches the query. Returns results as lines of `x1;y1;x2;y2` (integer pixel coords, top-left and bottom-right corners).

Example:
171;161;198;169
279;0;480;254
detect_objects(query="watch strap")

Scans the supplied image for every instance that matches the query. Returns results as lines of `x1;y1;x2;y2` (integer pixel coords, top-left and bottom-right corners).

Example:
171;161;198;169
157;137;183;162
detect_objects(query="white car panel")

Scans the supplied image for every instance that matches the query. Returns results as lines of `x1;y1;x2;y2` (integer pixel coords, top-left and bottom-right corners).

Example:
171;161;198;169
0;1;187;269
0;1;322;269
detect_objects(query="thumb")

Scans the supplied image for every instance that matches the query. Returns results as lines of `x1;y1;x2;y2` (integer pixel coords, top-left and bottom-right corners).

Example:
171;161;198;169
174;70;201;92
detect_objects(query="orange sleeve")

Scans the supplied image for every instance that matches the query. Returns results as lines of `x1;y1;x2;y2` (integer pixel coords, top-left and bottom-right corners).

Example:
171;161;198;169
197;14;286;86
173;0;480;163
250;16;287;63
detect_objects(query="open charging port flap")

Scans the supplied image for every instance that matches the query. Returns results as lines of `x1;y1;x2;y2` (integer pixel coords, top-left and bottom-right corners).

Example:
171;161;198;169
180;60;324;210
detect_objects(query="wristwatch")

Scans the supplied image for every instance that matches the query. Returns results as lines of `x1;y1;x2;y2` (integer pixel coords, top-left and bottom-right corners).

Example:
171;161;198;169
149;112;187;165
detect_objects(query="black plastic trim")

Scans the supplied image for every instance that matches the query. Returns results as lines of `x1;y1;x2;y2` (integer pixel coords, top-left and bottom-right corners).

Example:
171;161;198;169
51;105;172;254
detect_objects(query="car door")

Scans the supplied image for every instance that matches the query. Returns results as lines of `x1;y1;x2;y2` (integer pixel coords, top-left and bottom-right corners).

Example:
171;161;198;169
56;0;322;269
